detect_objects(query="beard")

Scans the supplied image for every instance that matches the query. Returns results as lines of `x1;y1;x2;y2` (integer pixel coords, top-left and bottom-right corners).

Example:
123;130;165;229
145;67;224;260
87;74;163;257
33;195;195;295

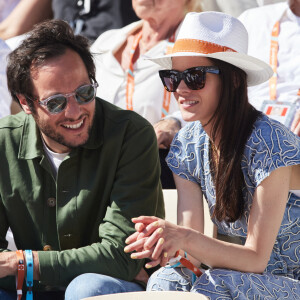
32;110;95;150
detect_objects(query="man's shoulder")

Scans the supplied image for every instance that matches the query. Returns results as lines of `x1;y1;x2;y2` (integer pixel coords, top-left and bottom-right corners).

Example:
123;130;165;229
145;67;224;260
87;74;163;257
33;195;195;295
0;112;27;131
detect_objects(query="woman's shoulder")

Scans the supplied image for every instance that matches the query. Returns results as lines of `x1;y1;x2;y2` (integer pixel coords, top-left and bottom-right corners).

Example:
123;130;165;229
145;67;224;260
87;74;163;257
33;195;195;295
243;114;300;185
175;121;206;142
247;114;298;144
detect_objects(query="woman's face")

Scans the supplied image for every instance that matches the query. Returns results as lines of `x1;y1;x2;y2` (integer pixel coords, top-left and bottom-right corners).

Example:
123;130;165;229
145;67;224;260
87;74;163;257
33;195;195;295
171;56;222;124
132;0;186;20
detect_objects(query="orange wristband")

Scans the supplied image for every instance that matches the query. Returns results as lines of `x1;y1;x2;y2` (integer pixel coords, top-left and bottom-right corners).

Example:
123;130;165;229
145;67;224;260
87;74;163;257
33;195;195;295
16;250;25;300
169;250;203;277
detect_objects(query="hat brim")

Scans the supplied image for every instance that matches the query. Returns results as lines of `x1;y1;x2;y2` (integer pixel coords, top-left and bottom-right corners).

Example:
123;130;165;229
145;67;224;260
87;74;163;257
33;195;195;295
147;52;273;87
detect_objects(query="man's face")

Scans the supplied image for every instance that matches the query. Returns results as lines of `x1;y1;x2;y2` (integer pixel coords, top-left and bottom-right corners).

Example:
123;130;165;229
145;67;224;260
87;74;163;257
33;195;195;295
24;49;96;153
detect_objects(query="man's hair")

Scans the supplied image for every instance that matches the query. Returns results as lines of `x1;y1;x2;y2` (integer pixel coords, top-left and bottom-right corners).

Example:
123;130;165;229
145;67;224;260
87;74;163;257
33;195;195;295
7;19;96;107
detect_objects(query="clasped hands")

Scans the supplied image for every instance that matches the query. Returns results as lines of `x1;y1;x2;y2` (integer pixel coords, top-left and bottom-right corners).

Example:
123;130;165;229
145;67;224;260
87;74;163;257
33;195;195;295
124;216;185;269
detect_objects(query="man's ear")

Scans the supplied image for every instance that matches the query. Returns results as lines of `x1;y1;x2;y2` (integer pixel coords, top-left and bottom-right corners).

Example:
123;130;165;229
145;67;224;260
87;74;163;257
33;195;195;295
16;94;32;114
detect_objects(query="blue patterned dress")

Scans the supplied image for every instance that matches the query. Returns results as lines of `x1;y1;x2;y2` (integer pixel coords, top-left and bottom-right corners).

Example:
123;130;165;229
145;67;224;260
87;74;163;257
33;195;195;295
147;114;300;299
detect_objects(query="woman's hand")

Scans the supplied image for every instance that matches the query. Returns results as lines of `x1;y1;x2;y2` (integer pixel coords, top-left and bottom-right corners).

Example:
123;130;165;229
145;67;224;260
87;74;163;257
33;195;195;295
124;216;187;268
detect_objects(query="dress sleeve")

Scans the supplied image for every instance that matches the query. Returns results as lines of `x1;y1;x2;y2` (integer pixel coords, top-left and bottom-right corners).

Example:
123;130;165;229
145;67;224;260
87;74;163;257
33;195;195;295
166;122;205;183
242;117;300;188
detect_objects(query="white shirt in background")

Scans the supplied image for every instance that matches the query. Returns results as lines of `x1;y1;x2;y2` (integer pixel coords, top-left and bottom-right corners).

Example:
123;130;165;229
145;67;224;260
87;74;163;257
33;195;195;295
239;2;300;110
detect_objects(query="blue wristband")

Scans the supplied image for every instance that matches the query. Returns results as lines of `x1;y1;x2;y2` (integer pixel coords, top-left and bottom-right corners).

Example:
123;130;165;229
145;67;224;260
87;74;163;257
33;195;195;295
24;250;33;300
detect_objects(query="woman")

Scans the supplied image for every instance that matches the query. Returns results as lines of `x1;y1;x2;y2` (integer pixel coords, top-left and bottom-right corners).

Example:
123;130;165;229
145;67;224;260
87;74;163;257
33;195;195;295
91;0;202;148
124;12;300;298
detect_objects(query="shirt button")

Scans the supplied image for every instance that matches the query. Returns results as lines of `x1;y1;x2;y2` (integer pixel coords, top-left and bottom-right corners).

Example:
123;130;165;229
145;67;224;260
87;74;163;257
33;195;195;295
47;197;56;207
43;245;52;251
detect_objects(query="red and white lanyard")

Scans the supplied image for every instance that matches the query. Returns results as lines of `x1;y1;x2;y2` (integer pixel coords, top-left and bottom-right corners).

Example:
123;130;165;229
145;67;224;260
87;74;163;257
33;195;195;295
269;10;300;99
126;31;175;117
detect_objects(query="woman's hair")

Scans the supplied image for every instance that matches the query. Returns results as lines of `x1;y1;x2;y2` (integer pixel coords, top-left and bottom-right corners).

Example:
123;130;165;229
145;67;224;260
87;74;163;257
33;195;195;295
207;58;261;222
7;19;96;108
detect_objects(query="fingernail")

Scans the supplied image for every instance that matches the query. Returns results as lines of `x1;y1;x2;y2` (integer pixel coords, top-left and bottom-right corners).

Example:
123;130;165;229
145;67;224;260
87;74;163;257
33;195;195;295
125;239;129;244
124;247;129;253
145;263;152;269
159;238;164;245
153;221;159;227
131;253;137;259
157;228;163;234
164;252;168;258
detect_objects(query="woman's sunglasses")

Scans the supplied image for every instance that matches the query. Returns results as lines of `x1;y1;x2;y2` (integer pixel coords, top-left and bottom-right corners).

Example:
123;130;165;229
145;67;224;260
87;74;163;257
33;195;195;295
159;66;220;92
28;82;98;114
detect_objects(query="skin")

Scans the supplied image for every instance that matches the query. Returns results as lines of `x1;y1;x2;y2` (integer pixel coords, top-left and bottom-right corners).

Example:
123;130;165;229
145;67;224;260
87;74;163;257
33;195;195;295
124;56;300;274
0;0;53;40
288;0;300;16
18;48;96;153
171;56;222;136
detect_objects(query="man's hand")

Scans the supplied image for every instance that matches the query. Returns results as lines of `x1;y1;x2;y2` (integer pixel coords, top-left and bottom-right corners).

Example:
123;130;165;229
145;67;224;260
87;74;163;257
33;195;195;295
154;118;181;149
291;109;300;136
0;252;18;278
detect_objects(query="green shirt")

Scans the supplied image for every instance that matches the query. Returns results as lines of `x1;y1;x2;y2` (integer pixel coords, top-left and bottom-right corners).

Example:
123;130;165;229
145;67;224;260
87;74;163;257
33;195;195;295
0;98;164;291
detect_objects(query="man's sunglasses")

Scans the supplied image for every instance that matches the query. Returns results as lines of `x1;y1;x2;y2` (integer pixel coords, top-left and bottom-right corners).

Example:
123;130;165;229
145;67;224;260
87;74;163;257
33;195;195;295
159;66;220;92
28;82;98;114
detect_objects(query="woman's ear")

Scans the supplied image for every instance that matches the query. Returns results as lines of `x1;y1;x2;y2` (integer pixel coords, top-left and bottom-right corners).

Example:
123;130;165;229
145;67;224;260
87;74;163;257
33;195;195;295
16;94;32;114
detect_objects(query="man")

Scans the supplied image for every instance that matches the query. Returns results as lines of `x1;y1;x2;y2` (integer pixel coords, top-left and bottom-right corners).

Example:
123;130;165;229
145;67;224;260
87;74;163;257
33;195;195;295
0;20;164;300
239;0;300;135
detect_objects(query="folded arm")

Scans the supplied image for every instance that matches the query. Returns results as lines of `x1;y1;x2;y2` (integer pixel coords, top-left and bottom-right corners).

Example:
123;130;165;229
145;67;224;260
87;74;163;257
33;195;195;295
126;166;291;273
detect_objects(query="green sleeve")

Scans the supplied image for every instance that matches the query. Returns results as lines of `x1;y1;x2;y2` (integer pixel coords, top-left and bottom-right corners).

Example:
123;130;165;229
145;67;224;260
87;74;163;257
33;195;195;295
38;124;164;286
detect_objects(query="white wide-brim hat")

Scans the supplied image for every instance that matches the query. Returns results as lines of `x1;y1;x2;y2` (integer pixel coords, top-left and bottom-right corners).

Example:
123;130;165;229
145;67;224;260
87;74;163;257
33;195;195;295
148;11;273;86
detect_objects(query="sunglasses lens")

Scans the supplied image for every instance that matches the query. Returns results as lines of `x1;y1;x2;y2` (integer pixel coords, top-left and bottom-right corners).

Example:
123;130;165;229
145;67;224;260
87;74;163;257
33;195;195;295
185;69;205;90
160;71;180;92
75;84;96;103
47;96;67;114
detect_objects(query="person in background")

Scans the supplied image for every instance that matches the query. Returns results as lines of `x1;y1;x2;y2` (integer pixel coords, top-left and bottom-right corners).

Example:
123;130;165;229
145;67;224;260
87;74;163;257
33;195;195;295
239;0;300;135
52;0;139;42
0;20;164;300
0;38;12;118
91;0;202;188
201;0;284;17
124;12;300;299
0;0;138;43
201;0;257;16
0;0;52;40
